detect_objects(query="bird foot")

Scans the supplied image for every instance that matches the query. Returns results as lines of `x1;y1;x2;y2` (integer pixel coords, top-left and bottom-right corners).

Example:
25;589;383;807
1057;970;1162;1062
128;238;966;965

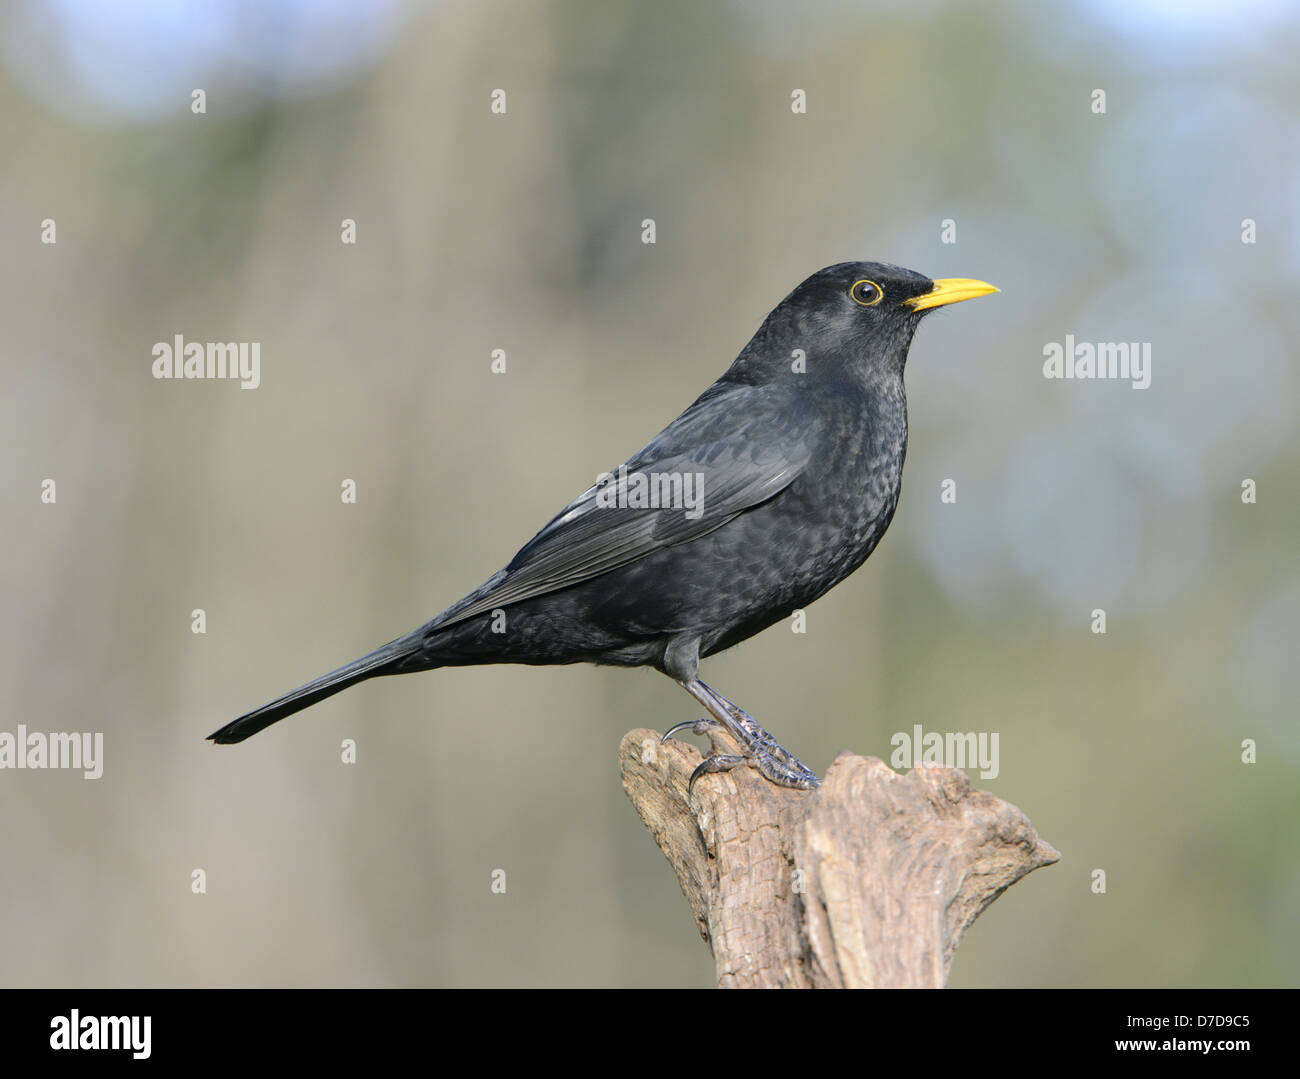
665;709;820;794
688;746;820;795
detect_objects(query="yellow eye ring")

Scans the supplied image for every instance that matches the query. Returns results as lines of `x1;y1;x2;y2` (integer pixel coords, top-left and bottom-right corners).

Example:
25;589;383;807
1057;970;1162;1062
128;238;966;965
850;279;883;307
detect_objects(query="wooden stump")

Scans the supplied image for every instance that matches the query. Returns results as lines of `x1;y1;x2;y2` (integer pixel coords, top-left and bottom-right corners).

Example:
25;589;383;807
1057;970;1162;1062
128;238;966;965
620;727;1059;988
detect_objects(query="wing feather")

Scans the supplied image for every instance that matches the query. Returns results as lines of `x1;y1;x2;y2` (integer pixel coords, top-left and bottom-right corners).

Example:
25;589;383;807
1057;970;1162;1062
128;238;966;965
434;384;816;630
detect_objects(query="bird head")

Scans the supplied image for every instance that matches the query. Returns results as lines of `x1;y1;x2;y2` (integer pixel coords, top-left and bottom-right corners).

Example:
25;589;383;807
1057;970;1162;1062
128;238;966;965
731;261;998;385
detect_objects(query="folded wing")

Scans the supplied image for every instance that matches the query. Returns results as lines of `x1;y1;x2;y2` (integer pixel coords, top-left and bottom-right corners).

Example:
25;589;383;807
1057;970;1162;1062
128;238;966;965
433;383;818;630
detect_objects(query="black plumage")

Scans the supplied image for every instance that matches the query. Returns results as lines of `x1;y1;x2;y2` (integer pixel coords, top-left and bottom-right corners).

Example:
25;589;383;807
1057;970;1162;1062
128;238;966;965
209;261;997;790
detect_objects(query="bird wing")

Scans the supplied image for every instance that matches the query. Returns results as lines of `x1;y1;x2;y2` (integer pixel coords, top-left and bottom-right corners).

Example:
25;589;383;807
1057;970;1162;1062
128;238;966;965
433;383;817;629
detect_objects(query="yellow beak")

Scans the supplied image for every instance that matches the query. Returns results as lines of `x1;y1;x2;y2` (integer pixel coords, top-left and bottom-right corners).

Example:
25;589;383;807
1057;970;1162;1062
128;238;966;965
904;278;999;312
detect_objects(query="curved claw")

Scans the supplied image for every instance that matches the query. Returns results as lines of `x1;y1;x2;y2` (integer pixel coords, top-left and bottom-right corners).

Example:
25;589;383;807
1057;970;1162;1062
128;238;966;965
662;720;698;743
688;754;746;796
662;717;722;743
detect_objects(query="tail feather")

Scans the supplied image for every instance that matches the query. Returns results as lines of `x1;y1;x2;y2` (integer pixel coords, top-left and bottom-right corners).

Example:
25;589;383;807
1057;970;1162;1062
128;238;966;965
208;637;418;744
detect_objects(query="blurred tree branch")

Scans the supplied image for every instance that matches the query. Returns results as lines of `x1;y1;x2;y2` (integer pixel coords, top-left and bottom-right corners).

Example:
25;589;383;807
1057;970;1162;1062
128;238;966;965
621;728;1059;989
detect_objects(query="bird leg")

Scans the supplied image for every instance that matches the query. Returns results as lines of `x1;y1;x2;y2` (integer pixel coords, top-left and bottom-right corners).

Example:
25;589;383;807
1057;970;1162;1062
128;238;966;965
666;679;821;794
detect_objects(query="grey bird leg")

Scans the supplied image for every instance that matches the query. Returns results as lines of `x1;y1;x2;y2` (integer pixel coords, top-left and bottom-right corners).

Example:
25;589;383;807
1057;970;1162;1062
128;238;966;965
671;678;821;794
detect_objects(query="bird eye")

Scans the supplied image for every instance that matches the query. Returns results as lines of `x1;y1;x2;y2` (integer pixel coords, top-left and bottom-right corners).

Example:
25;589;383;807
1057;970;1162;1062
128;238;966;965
850;279;883;307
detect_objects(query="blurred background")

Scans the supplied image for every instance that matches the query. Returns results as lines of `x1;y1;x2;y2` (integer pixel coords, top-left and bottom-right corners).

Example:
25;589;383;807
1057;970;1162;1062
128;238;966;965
2;0;1297;988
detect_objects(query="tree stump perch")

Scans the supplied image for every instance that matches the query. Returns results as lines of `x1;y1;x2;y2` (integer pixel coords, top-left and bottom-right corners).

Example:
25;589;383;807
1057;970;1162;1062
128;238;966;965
621;726;1059;988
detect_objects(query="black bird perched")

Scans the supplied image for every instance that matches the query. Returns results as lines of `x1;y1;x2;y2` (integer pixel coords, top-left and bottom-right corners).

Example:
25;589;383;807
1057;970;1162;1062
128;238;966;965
209;262;997;791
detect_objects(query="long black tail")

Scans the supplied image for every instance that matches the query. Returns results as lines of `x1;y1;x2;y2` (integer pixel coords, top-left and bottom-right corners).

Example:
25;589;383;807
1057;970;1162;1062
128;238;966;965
208;636;421;744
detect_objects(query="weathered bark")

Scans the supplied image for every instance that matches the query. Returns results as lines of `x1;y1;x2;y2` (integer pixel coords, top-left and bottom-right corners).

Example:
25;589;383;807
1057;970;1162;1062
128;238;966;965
620;727;1059;989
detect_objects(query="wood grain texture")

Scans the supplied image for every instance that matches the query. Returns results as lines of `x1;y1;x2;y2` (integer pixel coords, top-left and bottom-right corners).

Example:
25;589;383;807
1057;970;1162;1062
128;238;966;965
621;727;1059;988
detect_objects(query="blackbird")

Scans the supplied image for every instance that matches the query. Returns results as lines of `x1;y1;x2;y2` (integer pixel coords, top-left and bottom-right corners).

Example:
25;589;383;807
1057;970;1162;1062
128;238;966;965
209;262;997;791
